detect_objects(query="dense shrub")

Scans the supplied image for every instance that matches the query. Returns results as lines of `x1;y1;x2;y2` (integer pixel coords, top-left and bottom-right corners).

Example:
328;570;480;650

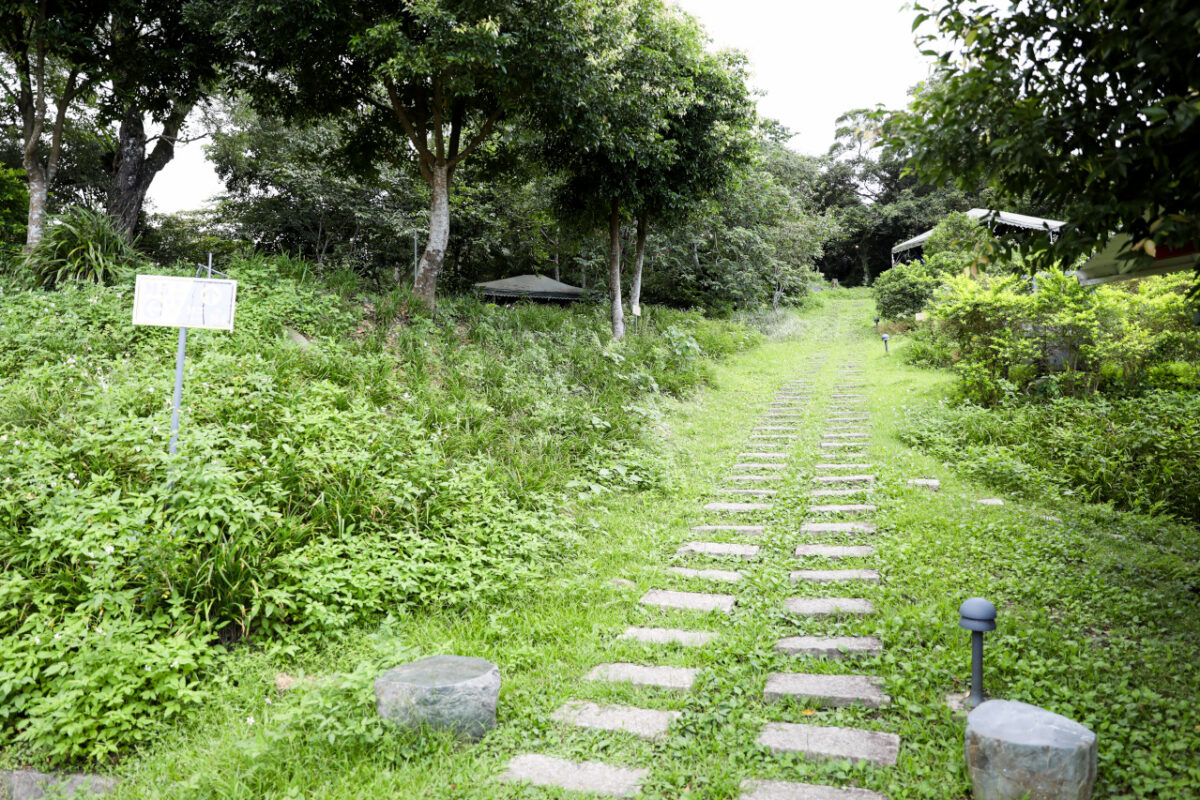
0;255;759;762
21;207;145;288
907;270;1200;404
873;260;939;319
899;391;1200;523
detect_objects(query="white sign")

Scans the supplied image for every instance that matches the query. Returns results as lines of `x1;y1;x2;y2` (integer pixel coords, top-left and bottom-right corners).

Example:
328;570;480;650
132;275;238;331
631;303;642;317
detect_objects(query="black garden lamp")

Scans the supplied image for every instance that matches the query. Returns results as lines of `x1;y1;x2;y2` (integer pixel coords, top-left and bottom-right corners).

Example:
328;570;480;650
881;333;890;355
959;597;998;709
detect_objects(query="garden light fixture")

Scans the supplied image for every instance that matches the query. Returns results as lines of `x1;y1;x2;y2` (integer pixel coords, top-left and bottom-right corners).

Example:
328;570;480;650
881;333;890;355
959;597;997;709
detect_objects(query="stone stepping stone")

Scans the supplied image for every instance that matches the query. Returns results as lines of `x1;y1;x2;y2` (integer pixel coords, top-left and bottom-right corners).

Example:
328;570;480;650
827;416;869;422
791;569;880;584
809;504;876;514
586;662;699;691
757;425;800;431
822;433;868;440
739;778;887;800
907;478;940;491
619;626;716;647
756;722;900;766
502;754;647;797
669;566;743;583
814;463;873;471
784;597;874;616
716;488;778;497
677;541;760;559
977;498;1005;506
691;524;764;535
763;672;890;708
552;701;680;739
734;462;787;470
830;394;867;399
824;425;868;432
794;544;875;558
811;488;873;498
639;589;736;614
726;475;779;483
740;452;788;460
750;434;798;440
813;474;874;485
704;502;774;513
763;412;804;417
774;636;884;659
819;441;864;449
801;522;877;534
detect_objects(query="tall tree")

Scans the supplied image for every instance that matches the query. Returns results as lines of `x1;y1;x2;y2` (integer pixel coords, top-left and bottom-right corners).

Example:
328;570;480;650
889;0;1200;271
226;0;604;306
101;0;227;239
0;0;106;248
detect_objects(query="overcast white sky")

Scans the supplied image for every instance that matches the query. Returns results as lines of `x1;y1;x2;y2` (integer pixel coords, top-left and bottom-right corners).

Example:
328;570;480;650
146;0;931;215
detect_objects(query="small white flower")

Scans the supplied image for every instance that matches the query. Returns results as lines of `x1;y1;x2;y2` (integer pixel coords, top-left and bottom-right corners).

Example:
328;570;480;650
104;545;114;554
246;716;255;725
265;697;273;705
145;665;151;671
68;472;76;480
53;633;61;640
33;636;40;644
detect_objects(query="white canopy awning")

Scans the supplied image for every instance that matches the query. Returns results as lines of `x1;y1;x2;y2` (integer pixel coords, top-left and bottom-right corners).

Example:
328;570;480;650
891;208;1067;255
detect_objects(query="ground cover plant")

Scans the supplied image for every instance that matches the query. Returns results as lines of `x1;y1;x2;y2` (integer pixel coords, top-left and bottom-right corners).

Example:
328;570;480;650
0;254;761;764
18;292;1187;800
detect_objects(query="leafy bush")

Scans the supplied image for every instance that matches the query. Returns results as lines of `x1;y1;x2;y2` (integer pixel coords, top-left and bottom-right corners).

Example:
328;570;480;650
873;260;939;319
899;391;1200;522
923;210;992;258
21;207;145;288
910;270;1200;404
0;255;759;762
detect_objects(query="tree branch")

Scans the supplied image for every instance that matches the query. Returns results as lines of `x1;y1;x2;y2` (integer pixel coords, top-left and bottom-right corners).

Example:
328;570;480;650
448;107;503;169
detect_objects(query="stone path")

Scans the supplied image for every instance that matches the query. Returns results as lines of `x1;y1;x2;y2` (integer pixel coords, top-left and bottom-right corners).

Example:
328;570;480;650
503;338;905;797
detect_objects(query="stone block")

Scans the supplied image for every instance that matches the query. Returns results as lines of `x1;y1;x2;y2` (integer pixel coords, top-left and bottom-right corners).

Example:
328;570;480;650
809;504;876;513
739;779;887;800
669;567;743;583
704;502;774;513
552;701;680;739
764;673;890;708
977;498;1005;506
739;452;789;460
757;722;900;766
726;474;779;483
774;636;883;659
585;662;698;691
794;545;875;558
814;464;873;471
733;463;788;470
716;488;778;496
375;655;500;741
823;433;869;440
501;754;646;797
785;597;874;617
811;488;873;498
691;525;765;535
813;474;874;485
677;541;760;559
907;478;940;491
965;700;1097;800
1;771;117;800
639;589;736;614
619;626;716;647
801;522;877;534
791;569;879;584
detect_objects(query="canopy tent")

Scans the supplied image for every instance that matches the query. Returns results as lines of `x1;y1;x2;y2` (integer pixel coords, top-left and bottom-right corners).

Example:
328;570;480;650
1075;236;1198;286
474;274;584;302
891;208;1066;262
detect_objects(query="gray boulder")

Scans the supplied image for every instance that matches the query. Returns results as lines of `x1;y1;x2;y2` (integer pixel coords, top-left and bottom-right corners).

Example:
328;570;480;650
2;770;117;799
375;655;500;741
965;699;1097;800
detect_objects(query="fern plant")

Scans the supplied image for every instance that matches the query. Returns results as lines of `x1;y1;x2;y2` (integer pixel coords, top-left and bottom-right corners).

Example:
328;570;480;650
22;206;143;289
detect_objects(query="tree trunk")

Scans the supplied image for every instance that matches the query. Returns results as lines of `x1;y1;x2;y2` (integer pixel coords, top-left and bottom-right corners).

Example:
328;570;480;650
629;212;647;314
607;198;625;340
552;228;560;282
414;162;450;305
24;163;49;250
108;106;190;241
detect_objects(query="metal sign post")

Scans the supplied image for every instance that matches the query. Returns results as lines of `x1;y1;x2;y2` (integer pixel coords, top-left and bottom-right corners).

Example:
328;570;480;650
132;254;237;456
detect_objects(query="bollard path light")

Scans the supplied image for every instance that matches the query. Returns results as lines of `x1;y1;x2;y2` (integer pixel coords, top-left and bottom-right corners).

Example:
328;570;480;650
881;333;890;355
959;597;997;709
874;315;880;332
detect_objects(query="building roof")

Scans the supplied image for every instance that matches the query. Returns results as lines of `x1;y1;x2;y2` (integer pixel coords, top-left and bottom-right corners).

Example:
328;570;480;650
891;208;1067;255
1075;236;1198;286
474;274;584;300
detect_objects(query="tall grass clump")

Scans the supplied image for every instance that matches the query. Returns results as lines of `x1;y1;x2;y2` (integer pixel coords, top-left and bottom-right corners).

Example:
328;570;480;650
21;207;145;289
0;253;760;764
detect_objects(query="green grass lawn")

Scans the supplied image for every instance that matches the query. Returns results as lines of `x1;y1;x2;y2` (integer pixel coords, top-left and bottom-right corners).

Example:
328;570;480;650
58;292;1200;798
